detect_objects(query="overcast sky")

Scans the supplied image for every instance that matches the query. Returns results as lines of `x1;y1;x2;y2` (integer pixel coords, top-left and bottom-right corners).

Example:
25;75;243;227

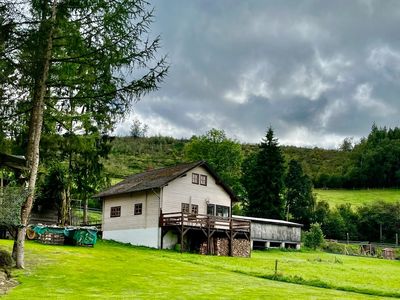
115;0;400;148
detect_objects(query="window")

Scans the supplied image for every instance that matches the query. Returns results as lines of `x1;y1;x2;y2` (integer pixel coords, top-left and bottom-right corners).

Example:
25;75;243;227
191;204;198;215
207;204;215;216
200;175;207;186
192;173;199;184
110;206;121;218
134;203;142;215
181;203;190;213
216;205;230;218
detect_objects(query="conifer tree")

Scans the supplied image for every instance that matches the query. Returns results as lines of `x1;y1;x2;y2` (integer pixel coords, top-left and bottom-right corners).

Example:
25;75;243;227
284;159;315;227
0;0;167;268
243;127;285;219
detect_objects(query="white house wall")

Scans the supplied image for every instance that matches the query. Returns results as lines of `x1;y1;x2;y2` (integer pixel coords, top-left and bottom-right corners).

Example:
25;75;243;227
161;166;231;215
103;228;159;248
102;190;160;247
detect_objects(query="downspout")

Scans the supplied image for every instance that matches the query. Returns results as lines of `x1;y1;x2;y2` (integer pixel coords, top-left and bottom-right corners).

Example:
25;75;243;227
159;187;163;248
151;188;162;248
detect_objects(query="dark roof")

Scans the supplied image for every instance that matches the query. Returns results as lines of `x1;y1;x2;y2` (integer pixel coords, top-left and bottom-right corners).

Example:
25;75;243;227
232;215;303;227
95;161;238;201
0;153;27;171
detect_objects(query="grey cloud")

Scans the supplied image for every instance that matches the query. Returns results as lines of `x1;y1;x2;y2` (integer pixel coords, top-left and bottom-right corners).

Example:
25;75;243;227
120;0;400;148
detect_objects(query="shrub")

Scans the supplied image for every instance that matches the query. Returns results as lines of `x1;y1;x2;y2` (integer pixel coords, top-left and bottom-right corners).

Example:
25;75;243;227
304;223;325;250
0;250;13;279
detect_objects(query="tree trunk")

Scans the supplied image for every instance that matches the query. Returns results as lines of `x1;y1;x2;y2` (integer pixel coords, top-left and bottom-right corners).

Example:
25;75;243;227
83;197;88;225
16;1;57;269
60;188;67;225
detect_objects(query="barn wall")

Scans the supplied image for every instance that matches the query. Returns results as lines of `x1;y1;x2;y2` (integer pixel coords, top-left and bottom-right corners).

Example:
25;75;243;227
162;166;231;215
251;223;301;242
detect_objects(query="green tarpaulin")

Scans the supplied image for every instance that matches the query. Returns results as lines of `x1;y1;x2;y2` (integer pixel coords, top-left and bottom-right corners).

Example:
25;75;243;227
33;225;97;246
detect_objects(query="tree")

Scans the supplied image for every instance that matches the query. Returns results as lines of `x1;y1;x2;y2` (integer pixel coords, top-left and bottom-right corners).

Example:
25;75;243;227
1;0;167;268
242;127;285;219
130;118;149;138
304;223;325;250
339;137;354;152
184;129;244;195
284;159;315;228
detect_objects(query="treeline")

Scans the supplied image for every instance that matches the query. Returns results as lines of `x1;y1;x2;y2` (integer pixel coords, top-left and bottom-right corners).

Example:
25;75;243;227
315;200;400;243
316;125;400;188
107;124;400;190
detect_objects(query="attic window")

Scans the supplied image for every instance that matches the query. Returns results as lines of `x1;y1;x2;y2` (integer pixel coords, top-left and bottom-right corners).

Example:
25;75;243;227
192;173;199;184
200;175;207;186
110;206;121;218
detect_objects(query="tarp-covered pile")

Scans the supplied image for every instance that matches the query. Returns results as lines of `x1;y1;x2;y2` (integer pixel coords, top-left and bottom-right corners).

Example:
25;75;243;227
31;225;98;246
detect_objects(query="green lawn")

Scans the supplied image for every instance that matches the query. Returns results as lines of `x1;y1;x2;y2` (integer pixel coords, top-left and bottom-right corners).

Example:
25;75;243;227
315;188;400;207
1;240;398;299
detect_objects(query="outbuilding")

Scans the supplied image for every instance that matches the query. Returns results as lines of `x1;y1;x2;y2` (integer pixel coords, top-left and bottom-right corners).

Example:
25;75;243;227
233;215;302;249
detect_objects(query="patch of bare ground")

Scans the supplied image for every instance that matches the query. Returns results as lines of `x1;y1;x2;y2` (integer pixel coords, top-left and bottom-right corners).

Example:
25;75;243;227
0;271;18;296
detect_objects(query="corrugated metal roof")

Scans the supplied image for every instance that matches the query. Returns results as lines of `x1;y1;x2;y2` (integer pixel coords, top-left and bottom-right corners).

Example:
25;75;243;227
95;161;238;201
232;215;303;227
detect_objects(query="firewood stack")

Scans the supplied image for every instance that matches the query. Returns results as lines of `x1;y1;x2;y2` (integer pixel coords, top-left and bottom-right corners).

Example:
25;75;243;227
198;237;250;257
38;232;65;245
232;239;251;257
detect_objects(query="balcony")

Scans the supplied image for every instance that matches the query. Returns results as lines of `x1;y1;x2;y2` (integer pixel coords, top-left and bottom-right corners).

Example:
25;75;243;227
160;212;251;233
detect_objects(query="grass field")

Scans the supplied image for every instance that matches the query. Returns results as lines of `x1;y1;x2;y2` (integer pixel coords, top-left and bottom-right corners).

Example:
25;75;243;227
315;188;400;207
0;239;398;299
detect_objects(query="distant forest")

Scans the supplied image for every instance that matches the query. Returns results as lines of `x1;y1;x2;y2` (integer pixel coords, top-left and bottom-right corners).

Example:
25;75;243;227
106;124;400;189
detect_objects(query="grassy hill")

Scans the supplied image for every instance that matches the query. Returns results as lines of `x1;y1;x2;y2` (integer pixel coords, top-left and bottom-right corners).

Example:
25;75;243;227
1;239;399;299
104;136;348;182
103;136;399;208
315;188;400;207
104;136;188;181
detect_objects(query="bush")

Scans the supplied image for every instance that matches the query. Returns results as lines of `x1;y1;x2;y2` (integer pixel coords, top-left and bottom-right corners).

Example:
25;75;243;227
0;250;13;279
304;223;325;250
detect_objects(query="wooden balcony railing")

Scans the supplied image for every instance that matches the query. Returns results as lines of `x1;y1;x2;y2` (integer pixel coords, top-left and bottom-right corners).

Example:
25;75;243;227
160;212;251;233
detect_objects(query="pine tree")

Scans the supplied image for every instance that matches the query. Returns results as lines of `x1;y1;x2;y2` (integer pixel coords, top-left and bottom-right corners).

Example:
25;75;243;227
243;127;285;219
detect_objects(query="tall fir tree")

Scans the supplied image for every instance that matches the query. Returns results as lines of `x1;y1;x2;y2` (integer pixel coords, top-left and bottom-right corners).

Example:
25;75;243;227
243;127;285;219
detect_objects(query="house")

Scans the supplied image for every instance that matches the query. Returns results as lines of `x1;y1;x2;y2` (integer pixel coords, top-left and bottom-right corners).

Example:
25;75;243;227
233;215;302;249
95;161;251;256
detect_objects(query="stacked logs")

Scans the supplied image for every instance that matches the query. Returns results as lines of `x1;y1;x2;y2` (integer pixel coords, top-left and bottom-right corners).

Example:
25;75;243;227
232;239;251;257
38;232;65;245
198;237;250;257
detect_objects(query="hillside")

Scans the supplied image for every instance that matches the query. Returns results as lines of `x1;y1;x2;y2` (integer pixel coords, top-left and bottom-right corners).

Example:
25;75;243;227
104;136;348;185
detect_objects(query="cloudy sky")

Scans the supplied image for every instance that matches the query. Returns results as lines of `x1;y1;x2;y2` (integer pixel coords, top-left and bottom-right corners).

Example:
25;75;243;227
115;0;400;148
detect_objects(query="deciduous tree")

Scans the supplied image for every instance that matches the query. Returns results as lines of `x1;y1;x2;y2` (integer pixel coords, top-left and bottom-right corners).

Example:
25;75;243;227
184;128;244;196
